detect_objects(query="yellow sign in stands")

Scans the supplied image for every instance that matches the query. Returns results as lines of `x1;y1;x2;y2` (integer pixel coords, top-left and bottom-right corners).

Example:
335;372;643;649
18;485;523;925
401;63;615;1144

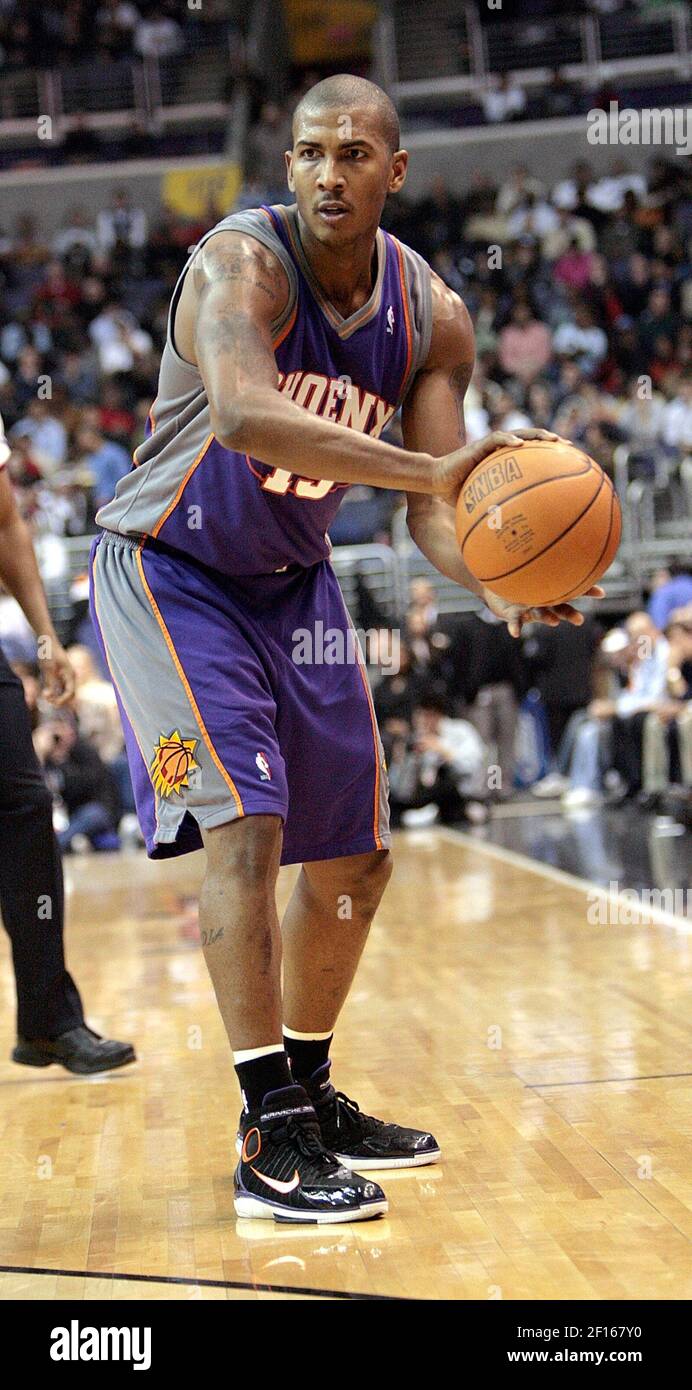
283;1;377;66
162;163;242;219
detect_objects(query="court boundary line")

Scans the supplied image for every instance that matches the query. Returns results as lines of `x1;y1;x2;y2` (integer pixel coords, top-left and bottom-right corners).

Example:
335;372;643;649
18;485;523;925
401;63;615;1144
0;1263;403;1301
435;827;692;934
528;1069;692;1089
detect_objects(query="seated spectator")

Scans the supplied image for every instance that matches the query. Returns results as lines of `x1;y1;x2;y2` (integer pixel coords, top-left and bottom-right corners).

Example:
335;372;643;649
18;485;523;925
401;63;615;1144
482;73;526;124
648;563;692;632
97;381;136;445
553;303;607;376
485;383;531;433
641;605;692;801
403;606;455;694
96;188;147;256
372;637;428;743
12;346;47;410
88;302;153;375
33;259;82;318
387;693;489;828
133;4;183;59
96;0;140;56
560;613;670;807
495;164;545;218
413;176;463;260
539;69;579;120
7;435;42;490
408;578;438;630
61;116;105;166
553;237;596;293
33;710;122;853
10;400;67;475
526;379;557;430
67;643;124;763
497;303;552;386
542;206;596;261
75;425;131;511
639;287;679;360
54;350;100;406
617;377;666;467
507;192;559;241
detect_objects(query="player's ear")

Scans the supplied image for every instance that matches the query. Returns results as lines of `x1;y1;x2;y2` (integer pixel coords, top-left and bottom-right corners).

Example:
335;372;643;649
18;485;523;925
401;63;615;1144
285;150;295;192
388;149;408;195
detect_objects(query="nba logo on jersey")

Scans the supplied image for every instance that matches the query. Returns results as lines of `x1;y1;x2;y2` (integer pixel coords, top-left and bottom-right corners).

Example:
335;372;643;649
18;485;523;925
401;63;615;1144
386;305;395;334
255;752;272;781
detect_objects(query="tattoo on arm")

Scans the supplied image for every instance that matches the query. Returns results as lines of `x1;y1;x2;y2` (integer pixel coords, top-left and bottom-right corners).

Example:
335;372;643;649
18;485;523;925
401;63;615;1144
449;360;474;438
196;308;275;378
194;241;285;306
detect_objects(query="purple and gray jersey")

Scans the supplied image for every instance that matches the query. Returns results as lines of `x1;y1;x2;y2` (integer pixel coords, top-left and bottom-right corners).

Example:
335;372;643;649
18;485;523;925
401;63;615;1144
95;203;432;574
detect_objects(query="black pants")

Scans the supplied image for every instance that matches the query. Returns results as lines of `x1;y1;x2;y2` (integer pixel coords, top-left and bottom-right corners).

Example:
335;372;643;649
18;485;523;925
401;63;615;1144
0;647;83;1038
611;711;648;795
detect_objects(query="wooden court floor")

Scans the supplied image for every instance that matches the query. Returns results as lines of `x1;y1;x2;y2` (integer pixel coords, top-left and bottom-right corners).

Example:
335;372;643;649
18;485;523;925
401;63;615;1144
1;829;691;1301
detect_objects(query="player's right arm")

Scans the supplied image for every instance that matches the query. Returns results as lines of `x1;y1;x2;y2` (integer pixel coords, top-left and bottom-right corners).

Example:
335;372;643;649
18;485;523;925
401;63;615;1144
0;465;74;703
178;230;503;497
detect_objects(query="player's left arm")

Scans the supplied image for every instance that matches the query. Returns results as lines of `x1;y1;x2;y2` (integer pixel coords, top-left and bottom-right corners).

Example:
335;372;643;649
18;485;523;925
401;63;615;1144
401;273;602;636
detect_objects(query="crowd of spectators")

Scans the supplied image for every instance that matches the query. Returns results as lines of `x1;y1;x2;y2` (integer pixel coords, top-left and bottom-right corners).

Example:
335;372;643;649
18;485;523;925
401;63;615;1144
1;152;689;561
366;569;692;829
0;0;235;70
383;156;690;467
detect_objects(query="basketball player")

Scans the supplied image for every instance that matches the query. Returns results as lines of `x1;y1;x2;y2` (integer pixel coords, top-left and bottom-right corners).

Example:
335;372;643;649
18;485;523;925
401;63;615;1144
90;75;601;1222
0;419;135;1074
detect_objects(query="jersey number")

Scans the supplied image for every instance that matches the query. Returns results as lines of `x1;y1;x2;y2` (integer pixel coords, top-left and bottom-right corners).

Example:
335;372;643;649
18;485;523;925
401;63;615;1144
260;467;335;500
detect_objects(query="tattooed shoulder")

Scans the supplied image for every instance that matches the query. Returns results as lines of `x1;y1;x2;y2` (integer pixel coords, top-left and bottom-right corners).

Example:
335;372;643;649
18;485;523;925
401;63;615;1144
194;234;288;309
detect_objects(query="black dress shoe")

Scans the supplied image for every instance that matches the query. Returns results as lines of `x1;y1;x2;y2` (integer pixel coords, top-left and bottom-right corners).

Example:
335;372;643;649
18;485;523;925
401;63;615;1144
12;1025;136;1075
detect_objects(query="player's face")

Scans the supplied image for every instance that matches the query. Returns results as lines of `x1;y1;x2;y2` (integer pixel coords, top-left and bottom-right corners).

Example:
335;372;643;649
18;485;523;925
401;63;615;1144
287;107;406;243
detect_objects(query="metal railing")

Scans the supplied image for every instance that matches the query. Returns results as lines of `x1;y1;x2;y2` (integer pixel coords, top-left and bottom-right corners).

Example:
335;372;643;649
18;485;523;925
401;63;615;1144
0;38;242;147
380;0;690;113
44;514;689;642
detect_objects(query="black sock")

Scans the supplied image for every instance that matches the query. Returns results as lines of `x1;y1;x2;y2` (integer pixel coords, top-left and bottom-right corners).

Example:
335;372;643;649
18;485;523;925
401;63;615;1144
284;1032;333;1082
234;1047;293;1112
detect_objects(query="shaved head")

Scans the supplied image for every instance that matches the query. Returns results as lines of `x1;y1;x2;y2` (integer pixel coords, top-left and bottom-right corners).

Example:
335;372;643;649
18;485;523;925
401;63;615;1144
292;74;401;155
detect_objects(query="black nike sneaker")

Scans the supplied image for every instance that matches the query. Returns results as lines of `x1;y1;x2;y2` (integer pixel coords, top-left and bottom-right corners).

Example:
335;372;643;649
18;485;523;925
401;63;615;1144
304;1063;441;1170
234;1085;388;1223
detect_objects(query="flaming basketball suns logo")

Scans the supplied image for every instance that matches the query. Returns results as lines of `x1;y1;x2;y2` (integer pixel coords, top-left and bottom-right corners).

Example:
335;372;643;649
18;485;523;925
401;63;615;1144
150;731;199;798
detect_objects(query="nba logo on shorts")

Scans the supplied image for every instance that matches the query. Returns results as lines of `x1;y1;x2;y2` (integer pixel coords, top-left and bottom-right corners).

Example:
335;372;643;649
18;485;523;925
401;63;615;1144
255;751;272;781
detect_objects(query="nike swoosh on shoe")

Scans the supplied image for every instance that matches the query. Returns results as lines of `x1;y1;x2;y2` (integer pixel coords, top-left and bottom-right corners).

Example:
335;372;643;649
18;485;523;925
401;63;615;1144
250;1166;300;1194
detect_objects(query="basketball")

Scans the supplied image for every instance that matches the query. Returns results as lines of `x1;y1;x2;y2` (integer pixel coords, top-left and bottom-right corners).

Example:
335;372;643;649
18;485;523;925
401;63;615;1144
159;744;192;788
455;440;622;607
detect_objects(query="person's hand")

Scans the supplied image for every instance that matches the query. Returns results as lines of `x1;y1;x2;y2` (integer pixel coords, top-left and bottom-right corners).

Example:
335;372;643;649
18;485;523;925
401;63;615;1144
656;700;683;725
587;698;616;720
433;429;565;507
38;641;75;706
384;718;410;738
416;733;447;756
482;584;605;639
32;723;56;762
